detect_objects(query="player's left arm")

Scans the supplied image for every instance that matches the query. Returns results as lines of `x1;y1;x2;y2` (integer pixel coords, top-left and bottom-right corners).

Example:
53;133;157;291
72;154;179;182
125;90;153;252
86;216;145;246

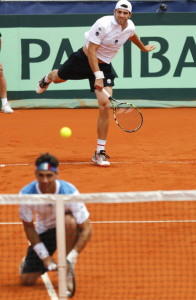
129;33;156;52
74;219;92;253
67;219;92;265
87;42;100;73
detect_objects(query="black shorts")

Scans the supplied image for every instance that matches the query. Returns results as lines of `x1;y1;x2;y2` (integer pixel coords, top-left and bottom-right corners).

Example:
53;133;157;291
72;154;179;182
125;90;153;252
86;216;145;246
58;48;115;92
21;228;56;274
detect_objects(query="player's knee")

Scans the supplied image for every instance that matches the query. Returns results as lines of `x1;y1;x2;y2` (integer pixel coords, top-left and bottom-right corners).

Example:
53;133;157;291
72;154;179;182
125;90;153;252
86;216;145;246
65;214;77;231
105;103;110;110
99;103;110;116
20;274;37;286
99;99;110;109
51;69;64;84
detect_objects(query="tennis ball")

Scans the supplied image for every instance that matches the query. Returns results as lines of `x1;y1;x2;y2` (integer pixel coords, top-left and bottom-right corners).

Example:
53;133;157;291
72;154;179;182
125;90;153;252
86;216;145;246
60;127;72;138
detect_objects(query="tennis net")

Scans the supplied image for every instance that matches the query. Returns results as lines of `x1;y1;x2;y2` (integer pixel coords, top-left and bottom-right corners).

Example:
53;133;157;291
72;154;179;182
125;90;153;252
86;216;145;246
1;190;196;300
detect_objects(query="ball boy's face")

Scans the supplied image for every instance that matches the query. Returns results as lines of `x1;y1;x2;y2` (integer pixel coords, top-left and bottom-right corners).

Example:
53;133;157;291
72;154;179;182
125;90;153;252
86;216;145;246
114;9;131;26
35;170;57;193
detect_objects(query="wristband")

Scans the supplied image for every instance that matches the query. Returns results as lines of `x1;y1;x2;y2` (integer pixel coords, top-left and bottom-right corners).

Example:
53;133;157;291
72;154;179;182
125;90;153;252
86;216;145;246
94;71;105;80
67;249;78;265
33;242;49;260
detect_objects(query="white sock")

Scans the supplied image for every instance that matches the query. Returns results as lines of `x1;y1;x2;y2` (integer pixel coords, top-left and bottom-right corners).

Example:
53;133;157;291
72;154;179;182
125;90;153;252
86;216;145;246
97;139;106;153
1;98;8;106
44;75;52;83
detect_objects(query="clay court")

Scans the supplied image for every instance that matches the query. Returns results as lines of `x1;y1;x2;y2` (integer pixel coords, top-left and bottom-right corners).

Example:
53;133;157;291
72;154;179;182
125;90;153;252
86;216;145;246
0;107;196;299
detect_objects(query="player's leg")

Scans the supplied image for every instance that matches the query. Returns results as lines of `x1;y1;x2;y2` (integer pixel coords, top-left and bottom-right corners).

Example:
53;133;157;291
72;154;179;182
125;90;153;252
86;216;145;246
36;47;91;94
95;86;112;140
19;247;45;286
20;270;42;286
92;86;112;167
0;63;13;113
36;69;66;94
0;63;7;99
20;228;56;285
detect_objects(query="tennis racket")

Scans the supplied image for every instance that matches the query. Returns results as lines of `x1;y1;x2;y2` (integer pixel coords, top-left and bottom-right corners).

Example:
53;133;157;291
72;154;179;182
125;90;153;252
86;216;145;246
66;260;76;298
47;260;76;298
102;88;143;133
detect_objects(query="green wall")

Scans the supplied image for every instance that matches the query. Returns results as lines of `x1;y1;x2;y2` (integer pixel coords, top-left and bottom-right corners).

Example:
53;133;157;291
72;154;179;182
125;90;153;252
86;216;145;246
0;13;196;103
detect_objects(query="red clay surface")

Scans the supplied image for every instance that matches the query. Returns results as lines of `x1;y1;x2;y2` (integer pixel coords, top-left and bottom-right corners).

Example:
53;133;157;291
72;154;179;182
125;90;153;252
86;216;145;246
0;108;196;299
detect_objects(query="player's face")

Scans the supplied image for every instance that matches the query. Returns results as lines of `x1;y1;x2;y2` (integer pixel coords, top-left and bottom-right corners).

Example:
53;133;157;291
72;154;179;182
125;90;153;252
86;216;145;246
114;9;131;28
35;170;57;193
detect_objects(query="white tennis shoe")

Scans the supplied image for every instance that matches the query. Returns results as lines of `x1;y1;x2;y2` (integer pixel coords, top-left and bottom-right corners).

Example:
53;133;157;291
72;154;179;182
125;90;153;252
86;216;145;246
92;150;110;167
1;103;14;113
36;77;51;94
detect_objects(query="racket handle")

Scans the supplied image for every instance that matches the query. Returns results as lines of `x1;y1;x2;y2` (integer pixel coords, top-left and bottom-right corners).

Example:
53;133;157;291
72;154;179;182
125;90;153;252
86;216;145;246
102;88;111;99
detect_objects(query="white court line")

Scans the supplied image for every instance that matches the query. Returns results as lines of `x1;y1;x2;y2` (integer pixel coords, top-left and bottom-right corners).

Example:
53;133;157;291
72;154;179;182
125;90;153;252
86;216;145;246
2;219;195;297
92;220;196;224
0;160;196;167
2;220;196;225
0;222;22;225
41;273;59;300
0;221;58;299
0;220;59;299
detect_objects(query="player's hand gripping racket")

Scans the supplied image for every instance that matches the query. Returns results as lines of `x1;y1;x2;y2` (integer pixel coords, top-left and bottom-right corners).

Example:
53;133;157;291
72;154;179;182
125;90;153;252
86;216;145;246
102;88;143;133
47;260;76;298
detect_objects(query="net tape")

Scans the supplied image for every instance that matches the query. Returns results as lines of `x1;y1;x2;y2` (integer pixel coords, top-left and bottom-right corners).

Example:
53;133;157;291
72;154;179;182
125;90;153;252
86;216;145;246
0;190;196;205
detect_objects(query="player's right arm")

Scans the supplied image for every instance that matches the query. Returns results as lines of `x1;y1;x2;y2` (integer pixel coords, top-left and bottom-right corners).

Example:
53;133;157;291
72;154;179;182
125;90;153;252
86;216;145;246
84;42;104;92
22;220;56;270
22;220;42;246
84;18;107;91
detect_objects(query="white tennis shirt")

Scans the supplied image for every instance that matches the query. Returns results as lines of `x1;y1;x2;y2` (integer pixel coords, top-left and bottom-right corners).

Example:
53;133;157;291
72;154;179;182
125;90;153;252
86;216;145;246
84;15;135;64
19;180;90;234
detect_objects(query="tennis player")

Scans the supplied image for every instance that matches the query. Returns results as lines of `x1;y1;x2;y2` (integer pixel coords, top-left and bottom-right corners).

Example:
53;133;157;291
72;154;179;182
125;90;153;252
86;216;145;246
36;0;156;166
19;153;92;286
0;33;14;113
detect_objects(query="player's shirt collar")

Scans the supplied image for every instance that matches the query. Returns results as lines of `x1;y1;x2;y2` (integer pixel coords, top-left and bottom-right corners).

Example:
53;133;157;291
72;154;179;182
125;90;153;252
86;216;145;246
36;179;60;194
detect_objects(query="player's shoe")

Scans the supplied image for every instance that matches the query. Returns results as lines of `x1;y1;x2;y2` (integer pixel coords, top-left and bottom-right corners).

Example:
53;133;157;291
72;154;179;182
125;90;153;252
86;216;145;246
92;150;110;167
36;77;51;94
1;103;14;113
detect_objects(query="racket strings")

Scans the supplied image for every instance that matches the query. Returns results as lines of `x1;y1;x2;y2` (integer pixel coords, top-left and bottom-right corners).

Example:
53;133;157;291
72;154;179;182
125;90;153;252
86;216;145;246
114;103;143;132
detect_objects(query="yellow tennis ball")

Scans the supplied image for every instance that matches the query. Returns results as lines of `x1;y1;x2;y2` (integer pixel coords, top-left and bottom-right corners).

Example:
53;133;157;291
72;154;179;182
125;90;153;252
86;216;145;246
60;127;72;138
